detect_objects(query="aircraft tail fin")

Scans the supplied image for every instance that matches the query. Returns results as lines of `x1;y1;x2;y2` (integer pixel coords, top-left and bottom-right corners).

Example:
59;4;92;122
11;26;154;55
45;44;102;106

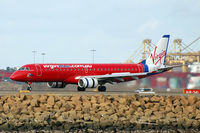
141;35;170;72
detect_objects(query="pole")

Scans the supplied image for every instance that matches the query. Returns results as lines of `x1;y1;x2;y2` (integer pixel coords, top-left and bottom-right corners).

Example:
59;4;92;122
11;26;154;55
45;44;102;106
32;51;37;64
41;53;45;63
90;49;96;63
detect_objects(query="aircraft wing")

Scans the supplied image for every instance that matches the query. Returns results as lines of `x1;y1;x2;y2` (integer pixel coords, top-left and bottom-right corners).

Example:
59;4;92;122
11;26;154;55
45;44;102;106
87;72;148;79
77;72;149;84
75;65;182;84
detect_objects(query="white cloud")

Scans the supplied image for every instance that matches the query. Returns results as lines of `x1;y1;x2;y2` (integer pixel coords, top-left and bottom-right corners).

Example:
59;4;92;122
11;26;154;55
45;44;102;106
138;19;160;33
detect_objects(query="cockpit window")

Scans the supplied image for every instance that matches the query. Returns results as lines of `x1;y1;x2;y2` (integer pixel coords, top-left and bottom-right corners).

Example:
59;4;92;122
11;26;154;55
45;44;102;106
18;67;30;71
19;67;25;70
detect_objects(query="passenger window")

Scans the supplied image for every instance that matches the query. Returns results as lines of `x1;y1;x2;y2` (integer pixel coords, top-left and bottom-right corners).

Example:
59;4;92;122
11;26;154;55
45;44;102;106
114;68;116;71
117;68;119;71
89;69;91;71
128;68;130;71
124;68;127;71
104;68;107;71
121;68;123;71
49;69;51;71
77;68;79;71
108;68;110;71
101;68;103;71
93;68;95;71
81;68;83;71
97;68;99;71
111;68;113;71
74;69;76;71
135;68;137;71
70;69;72;71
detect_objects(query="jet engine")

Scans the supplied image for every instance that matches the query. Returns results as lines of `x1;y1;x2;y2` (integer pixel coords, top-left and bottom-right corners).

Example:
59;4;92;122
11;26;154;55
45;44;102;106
47;82;67;88
78;78;98;88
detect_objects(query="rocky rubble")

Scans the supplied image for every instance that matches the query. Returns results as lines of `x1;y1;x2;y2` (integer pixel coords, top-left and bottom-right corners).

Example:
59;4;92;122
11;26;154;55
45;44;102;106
0;93;199;131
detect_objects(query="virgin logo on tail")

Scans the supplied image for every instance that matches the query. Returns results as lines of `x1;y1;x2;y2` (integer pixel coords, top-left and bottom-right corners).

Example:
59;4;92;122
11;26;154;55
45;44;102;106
150;46;166;65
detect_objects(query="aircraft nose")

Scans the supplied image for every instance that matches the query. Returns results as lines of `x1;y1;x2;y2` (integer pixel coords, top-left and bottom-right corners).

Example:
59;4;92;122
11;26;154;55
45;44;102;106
10;72;24;81
10;73;18;81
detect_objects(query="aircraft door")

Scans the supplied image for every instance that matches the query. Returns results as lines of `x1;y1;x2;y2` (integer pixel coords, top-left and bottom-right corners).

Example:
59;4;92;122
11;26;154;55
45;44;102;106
35;64;42;76
138;65;141;72
85;68;88;73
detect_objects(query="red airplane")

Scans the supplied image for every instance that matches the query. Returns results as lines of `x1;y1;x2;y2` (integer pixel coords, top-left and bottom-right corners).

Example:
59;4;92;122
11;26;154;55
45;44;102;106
10;35;174;91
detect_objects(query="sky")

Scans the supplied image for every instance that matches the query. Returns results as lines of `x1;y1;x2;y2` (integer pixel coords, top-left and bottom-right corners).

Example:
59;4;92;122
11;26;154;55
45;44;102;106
0;0;200;69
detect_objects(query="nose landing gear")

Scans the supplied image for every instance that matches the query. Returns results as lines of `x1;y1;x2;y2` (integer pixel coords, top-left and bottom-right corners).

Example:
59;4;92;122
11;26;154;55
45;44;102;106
27;82;32;91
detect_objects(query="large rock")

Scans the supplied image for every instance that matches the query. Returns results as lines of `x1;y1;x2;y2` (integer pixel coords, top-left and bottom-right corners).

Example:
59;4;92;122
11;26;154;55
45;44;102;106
180;96;188;106
173;99;181;106
62;110;77;121
166;112;176;118
118;97;127;104
83;101;92;108
10;105;21;114
71;95;81;103
165;96;173;105
39;95;48;104
188;95;196;105
144;102;154;109
22;100;31;106
143;97;150;102
40;104;47;112
19;114;32;122
151;96;160;102
6;97;16;104
0;105;3;112
144;109;152;117
34;113;50;124
21;108;29;115
196;101;200;108
83;113;91;121
133;101;141;107
90;96;97;104
183;106;195;115
30;99;39;107
3;103;9;113
47;95;55;108
54;101;63;109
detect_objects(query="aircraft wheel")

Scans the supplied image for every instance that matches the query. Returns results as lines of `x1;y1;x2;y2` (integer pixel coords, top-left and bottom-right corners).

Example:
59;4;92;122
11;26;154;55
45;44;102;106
77;86;86;91
98;86;106;92
27;86;32;91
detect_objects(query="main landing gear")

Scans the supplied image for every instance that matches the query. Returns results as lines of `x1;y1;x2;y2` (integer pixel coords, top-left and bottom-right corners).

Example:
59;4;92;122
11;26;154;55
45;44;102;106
98;86;106;92
77;85;107;92
77;86;86;91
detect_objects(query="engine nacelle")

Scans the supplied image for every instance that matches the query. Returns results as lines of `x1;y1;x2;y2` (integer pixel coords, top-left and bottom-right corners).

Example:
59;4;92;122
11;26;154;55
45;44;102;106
47;82;67;88
78;78;98;88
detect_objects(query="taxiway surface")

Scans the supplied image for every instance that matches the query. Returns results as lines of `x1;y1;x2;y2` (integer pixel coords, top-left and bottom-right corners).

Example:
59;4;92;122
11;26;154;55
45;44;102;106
0;90;198;97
